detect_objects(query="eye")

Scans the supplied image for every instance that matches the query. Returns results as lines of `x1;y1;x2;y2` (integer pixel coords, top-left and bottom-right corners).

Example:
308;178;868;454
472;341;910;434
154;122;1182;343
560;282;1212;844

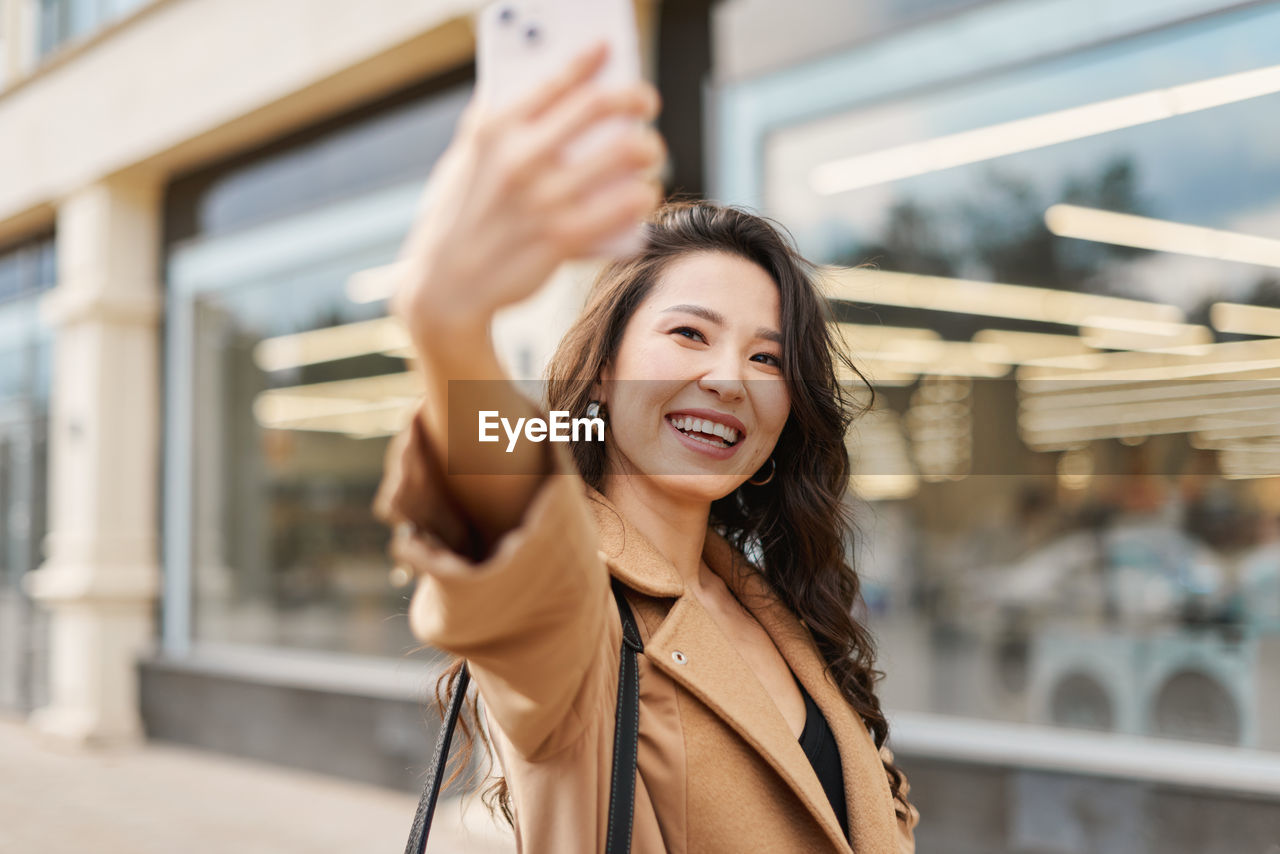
671;326;707;343
752;353;783;368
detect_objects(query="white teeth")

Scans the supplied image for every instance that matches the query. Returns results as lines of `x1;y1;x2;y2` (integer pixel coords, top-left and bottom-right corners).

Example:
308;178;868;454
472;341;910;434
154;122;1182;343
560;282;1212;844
668;415;739;445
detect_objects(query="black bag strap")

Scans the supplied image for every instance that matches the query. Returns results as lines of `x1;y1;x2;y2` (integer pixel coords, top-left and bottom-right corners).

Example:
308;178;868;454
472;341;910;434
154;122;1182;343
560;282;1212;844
403;661;470;854
606;577;644;853
404;579;643;854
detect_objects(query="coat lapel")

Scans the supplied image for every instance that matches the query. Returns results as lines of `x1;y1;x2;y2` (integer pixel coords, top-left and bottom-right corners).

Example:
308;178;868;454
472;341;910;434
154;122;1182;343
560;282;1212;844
585;488;895;853
643;591;854;852
706;532;901;854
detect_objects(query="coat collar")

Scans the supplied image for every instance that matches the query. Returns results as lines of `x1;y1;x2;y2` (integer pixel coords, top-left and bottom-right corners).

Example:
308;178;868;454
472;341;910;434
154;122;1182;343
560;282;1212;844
586;488;685;597
583;486;900;854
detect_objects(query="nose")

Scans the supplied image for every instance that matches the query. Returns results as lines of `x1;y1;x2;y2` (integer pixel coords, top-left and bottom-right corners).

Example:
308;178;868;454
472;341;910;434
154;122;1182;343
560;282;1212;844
697;349;746;402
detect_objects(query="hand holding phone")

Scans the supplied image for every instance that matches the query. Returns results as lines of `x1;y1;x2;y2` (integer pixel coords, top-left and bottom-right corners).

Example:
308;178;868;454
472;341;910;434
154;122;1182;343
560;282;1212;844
393;29;664;358
477;0;656;257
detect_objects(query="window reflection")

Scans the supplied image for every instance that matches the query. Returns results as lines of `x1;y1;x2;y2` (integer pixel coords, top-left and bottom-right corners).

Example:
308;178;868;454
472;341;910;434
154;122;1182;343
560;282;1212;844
770;3;1280;750
169;75;470;657
191;262;420;656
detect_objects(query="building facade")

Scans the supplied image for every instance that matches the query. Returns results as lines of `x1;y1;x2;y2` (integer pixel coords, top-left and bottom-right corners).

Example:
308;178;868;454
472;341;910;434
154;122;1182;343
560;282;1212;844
1;0;1278;850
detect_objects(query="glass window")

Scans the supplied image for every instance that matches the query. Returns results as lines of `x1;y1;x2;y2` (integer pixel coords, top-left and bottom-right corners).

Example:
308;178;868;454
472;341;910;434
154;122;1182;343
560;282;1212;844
0;264;53;713
0;297;51;580
764;3;1280;752
167;79;472;242
39;0;150;58
188;248;419;656
167;77;471;657
0;235;56;304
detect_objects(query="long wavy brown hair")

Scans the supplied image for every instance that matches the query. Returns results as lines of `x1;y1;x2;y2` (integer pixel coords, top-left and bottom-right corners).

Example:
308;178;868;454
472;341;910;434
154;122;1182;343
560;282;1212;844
430;199;912;827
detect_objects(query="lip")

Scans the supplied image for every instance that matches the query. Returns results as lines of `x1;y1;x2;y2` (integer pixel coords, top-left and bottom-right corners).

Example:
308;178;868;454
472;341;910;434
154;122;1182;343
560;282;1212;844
664;408;748;438
665;417;742;460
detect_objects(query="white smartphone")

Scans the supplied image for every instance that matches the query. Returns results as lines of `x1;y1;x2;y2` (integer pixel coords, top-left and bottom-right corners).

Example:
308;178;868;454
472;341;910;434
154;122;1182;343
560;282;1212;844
476;0;650;259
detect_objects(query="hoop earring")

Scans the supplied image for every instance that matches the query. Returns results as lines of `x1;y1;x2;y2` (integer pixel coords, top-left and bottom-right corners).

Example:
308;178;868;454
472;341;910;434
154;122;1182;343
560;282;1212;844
585;400;607;424
747;456;776;486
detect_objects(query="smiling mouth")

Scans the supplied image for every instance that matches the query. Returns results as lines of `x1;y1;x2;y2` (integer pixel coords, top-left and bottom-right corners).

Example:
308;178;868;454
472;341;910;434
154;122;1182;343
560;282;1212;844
665;414;740;448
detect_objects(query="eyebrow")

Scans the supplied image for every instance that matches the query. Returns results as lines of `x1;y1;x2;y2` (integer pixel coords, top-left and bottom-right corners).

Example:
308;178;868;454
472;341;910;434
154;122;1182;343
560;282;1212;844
660;304;782;345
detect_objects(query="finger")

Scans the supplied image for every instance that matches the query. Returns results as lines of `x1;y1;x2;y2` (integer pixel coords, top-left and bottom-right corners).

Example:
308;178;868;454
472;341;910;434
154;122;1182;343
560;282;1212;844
524;82;660;170
641;83;662;123
536;127;666;208
506;41;610;124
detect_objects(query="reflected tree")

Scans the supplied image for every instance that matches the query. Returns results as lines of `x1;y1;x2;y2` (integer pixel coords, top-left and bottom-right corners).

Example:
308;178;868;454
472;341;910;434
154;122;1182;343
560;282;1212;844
832;197;957;276
961;167;1068;289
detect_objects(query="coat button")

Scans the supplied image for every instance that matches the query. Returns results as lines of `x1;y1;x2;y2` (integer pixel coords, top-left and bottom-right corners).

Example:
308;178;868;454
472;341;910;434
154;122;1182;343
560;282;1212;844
671;650;687;665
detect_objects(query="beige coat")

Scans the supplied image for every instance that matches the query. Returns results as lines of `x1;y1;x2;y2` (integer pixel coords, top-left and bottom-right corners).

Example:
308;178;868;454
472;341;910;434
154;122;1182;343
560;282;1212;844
375;411;920;853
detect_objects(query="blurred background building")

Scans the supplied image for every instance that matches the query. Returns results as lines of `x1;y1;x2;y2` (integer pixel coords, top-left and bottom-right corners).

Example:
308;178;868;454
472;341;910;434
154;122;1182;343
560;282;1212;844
1;0;1278;852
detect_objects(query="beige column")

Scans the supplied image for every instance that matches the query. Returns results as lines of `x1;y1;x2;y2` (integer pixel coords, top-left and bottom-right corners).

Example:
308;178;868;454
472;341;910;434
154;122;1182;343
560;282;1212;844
24;175;163;746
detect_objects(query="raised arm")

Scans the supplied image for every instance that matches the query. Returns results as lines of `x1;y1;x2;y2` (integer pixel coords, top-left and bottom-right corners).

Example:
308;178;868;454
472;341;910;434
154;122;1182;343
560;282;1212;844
374;44;664;758
390;42;663;549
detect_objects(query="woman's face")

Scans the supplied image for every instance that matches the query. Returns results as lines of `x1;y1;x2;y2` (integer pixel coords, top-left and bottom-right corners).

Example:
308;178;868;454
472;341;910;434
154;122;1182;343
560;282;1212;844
599;250;791;503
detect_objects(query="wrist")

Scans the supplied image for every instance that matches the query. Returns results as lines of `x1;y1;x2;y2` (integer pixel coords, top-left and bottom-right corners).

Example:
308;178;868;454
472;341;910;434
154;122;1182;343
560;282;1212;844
412;309;492;359
393;260;492;353
397;281;493;361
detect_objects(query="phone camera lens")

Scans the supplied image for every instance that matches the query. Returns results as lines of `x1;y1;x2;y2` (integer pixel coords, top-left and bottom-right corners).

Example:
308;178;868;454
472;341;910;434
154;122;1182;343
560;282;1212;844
497;6;515;24
524;24;541;44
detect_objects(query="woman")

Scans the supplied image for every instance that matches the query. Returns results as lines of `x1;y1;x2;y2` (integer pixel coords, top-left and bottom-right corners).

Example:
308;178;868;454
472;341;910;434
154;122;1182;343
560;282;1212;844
375;43;919;853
